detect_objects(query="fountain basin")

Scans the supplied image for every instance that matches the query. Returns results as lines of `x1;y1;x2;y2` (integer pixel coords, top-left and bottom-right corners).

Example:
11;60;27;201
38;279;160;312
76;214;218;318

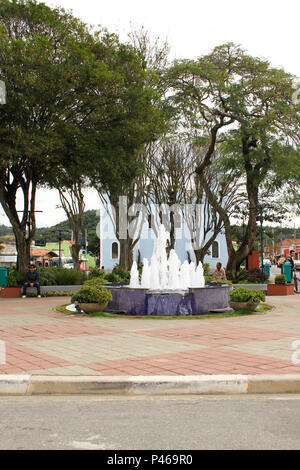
105;285;232;316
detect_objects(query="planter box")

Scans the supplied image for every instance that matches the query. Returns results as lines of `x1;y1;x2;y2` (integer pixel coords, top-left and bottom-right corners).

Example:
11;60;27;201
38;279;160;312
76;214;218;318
267;284;294;296
0;287;21;298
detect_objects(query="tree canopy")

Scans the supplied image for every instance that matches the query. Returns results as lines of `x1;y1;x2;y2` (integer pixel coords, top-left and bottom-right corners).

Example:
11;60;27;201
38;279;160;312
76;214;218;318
166;43;300;272
0;0;165;271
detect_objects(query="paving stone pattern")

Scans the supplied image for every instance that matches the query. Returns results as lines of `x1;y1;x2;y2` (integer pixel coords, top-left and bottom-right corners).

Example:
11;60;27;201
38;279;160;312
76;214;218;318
0;296;299;376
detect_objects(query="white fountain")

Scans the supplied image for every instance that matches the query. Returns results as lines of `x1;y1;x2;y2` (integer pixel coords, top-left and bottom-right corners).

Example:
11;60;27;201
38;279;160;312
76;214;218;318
129;261;140;288
129;224;205;291
67;224;229;316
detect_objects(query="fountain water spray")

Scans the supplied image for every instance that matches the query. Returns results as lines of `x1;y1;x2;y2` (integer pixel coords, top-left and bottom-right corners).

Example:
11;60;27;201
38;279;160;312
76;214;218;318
129;224;205;290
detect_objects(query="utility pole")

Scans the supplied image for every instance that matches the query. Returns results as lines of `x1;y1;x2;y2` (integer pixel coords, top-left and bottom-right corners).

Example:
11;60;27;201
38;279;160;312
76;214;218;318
57;230;63;267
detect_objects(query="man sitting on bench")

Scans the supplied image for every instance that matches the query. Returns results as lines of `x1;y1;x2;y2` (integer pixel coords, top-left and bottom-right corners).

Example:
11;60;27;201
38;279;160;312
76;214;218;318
22;264;41;298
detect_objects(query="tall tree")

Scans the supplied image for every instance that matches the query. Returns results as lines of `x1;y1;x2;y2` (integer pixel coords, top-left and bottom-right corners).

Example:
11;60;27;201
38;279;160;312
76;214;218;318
167;43;300;273
0;1;164;272
93;27;170;269
0;0;94;271
144;139;193;254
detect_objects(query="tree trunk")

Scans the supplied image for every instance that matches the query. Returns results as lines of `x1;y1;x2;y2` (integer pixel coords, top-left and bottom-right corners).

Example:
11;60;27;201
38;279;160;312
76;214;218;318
194;249;205;265
0;170;37;273
109;194;138;271
119;238;134;270
14;229;32;273
71;242;81;271
58;184;85;271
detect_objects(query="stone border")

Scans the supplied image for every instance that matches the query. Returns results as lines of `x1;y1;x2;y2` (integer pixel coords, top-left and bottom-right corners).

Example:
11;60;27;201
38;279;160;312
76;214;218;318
1;374;300;396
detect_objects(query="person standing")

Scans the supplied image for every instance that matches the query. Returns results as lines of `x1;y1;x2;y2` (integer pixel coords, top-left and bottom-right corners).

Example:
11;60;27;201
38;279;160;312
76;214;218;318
22;264;41;298
286;250;295;282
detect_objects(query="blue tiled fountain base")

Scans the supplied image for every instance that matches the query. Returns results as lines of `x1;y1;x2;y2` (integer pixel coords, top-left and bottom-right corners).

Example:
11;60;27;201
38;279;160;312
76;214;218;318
105;285;232;316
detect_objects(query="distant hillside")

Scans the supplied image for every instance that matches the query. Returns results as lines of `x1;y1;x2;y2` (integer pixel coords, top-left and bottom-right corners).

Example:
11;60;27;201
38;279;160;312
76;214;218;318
0;225;13;237
0;210;99;243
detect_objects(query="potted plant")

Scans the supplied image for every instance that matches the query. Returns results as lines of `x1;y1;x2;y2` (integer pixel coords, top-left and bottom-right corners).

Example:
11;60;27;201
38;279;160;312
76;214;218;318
71;284;112;313
228;287;265;311
267;274;294;296
0;272;22;298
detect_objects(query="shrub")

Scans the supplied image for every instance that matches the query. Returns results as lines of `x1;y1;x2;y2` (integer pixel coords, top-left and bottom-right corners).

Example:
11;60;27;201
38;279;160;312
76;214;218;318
275;274;287;285
37;268;57;286
87;268;106;280
52;268;87;285
6;273;19;287
203;263;210;276
71;285;112;304
112;264;130;282
213;279;233;285
247;268;268;283
105;264;130;284
6;267;25;286
84;277;108;288
205;276;232;285
235;269;250;282
226;268;268;284
105;273;128;284
228;287;265;303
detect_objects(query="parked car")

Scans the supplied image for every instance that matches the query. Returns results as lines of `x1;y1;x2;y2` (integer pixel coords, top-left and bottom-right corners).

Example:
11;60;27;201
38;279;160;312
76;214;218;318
64;263;74;270
294;260;300;271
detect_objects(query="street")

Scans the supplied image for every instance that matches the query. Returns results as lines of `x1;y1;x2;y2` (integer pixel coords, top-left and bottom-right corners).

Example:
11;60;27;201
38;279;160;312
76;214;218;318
0;394;300;450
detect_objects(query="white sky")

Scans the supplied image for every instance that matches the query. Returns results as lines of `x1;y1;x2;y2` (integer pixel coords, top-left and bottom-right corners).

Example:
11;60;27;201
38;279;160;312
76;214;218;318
1;0;300;229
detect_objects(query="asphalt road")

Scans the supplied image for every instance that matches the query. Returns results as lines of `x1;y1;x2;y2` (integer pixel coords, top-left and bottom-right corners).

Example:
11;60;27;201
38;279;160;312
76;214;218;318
0;394;300;450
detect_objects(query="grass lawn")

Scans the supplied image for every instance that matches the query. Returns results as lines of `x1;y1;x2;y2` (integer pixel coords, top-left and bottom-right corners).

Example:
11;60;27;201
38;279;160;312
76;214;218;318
56;303;272;319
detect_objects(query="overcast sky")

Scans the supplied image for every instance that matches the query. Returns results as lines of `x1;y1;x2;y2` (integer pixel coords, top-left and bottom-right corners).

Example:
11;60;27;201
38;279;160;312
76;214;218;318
1;0;299;228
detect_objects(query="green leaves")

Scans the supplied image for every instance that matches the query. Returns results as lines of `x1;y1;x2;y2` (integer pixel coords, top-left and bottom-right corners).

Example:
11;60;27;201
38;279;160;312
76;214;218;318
228;287;265;303
71;284;112;304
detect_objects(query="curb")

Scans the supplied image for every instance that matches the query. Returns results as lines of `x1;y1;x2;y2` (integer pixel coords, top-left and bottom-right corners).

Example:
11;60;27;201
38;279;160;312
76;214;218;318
1;374;300;396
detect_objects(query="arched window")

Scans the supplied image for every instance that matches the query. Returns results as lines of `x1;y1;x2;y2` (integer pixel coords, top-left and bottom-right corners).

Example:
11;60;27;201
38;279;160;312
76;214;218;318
212;240;219;259
111;242;119;260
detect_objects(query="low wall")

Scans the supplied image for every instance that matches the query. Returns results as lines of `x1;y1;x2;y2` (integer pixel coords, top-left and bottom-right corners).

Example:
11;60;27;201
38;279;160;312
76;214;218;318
26;285;82;294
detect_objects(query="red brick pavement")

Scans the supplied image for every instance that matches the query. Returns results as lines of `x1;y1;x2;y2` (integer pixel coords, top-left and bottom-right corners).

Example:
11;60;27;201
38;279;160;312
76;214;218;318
134;324;293;347
0;323;124;342
84;349;300;376
0;296;300;376
0;342;73;374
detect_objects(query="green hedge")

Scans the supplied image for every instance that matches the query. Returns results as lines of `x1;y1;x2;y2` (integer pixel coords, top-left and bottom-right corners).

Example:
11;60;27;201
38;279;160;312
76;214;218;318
6;267;87;287
50;268;87;285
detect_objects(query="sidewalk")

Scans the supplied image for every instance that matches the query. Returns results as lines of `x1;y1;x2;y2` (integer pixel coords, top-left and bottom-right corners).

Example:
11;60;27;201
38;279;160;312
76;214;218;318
0;295;299;377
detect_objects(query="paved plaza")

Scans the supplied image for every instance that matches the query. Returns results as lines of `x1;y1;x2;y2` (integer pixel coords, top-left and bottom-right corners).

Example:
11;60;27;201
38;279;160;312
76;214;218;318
0;296;299;376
